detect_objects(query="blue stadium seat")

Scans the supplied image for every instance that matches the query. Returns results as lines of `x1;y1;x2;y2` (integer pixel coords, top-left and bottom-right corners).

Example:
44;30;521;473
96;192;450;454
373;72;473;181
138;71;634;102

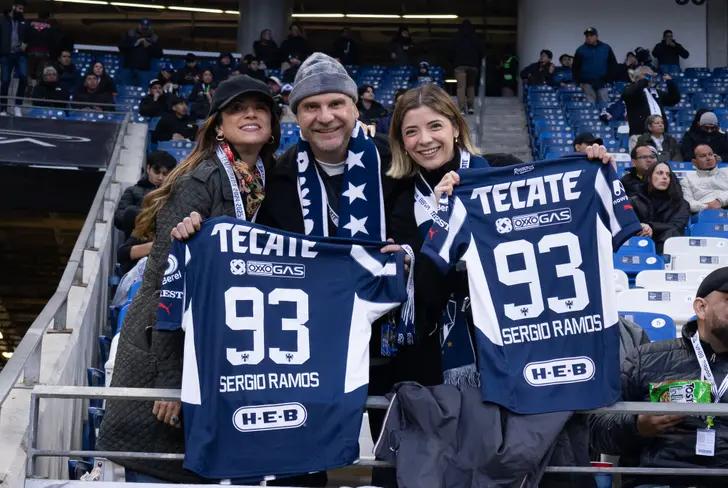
87;368;105;408
82;406;105;452
690;222;728;238
613;250;665;280
692;209;728;223
98;336;111;367
619;311;677;341
619;236;657;254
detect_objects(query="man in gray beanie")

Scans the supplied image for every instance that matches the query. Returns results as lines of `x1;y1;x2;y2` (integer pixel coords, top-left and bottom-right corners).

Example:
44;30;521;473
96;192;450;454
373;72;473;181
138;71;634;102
681;110;728;161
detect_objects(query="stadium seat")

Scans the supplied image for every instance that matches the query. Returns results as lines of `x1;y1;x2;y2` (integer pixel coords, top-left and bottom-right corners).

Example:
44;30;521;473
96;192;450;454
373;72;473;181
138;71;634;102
98;336;111;367
613;269;629;292
668;253;728;271
616;289;695;325
690;222;728;238
692;209;728;223
635;269;709;290
82;406;105;452
619;236;656;254
619;311;677;341
663;236;728;255
86;367;105;408
613;251;665;279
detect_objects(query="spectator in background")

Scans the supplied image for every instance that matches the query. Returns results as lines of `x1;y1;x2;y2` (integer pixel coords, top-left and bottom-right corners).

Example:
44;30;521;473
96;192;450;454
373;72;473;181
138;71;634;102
357;84;388;126
25;10;59;83
280;23;309;65
30;65;68;108
636;114;682;162
390;26;413;65
54;49;79;94
74;72;114;111
631;161;689;252
188;69;216;119
91;61;117;96
253;29;279;68
118;19;161;82
114;150;177;241
682;110;728;161
138;78;167;118
520;49;555;86
175;52;200;85
0;0;28;115
333;27;358;65
551;54;573;85
266;76;281;96
652;29;689;71
573;132;603;152
413;61;434;86
622;66;679;148
633;46;656;70
376;88;407;135
590;267;728;488
451;19;482;114
246;57;266;82
621;143;658;196
681;144;728;213
152;96;197;142
212;52;235;82
610;51;639;83
279;83;294;122
498;54;519;96
573;27;617;104
281;53;301;83
156;63;177;94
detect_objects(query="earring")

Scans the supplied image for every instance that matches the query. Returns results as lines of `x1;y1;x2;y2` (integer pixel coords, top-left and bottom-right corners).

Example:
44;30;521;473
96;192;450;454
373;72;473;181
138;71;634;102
455;136;460;144
268;135;275;144
215;132;224;142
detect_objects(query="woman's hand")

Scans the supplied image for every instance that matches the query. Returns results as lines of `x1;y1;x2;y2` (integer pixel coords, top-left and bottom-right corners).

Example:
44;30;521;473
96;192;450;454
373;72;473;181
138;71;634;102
433;171;460;200
380;239;411;273
638;223;653;237
585;144;615;166
171;211;202;241
152;400;182;428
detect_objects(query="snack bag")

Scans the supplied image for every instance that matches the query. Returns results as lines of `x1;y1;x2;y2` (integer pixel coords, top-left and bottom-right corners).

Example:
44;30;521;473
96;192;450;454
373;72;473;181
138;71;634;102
649;380;712;403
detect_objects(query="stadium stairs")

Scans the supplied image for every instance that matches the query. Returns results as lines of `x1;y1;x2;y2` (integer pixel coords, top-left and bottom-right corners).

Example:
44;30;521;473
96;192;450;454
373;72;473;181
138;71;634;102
480;96;532;162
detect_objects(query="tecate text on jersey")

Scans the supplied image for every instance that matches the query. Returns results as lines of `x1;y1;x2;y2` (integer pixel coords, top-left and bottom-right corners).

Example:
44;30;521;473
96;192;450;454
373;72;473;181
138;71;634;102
210;222;319;258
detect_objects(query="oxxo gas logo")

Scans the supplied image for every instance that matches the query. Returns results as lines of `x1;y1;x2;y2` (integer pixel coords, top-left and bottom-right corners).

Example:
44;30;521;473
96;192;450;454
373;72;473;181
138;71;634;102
497;208;572;234
246;261;306;278
232;402;307;432
524;356;595;386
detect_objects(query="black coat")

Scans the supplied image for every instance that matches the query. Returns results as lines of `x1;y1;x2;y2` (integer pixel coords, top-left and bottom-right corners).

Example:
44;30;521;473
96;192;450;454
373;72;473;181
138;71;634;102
279;35;309;61
620;168;645;197
152;113;197;143
118;28;161;71
520;61;554;86
631;190;689;252
54;62;80;94
73;88;115;111
357;100;388;125
635;133;683;162
333;36;358;65
96;73;117;95
590;321;728;488
114;177;156;239
451;24;482;68
30;81;69;109
652;40;690;66
0;13;26;55
253;39;280;67
622;79;680;136
681;127;728;162
138;93;168;118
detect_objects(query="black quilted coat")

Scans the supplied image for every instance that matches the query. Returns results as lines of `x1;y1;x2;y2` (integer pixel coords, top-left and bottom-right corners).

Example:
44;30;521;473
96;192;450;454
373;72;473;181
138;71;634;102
97;154;238;482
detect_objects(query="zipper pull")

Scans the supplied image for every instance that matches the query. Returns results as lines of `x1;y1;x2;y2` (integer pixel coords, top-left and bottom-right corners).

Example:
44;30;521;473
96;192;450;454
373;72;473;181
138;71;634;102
711;353;717;363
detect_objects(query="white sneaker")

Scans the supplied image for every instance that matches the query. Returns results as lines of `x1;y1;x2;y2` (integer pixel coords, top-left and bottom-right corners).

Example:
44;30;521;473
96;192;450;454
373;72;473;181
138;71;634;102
0;111;9;116
13;106;21;116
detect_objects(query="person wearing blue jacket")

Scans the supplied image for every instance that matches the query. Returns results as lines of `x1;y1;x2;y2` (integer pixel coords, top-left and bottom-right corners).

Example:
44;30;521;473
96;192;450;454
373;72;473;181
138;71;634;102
573;27;617;104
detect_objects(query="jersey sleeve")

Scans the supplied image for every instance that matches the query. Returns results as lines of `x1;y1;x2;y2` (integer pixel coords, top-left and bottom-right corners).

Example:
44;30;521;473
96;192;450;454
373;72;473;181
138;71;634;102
350;244;407;305
420;195;471;274
595;164;643;249
155;239;188;331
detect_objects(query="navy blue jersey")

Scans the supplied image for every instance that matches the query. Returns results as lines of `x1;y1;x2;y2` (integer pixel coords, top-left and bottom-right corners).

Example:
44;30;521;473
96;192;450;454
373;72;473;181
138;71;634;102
422;156;641;413
156;216;406;479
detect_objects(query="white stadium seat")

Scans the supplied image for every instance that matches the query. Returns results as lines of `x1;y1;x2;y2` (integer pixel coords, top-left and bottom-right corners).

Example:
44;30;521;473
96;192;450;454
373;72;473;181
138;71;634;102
617;289;696;325
668;253;728;271
635;270;709;290
613;269;629;292
663;236;728;256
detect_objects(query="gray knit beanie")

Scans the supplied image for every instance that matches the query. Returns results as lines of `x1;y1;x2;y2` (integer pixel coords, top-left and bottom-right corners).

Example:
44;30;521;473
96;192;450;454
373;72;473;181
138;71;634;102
288;52;358;114
700;111;719;127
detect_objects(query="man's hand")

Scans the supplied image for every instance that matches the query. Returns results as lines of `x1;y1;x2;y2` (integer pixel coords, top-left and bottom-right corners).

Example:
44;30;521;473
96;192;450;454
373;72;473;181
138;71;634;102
705;199;722;210
434;170;460;200
585;144;615;166
152;400;182;428
636;414;684;437
638;223;653;237
171;211;202;240
380;239;411;273
171;133;185;141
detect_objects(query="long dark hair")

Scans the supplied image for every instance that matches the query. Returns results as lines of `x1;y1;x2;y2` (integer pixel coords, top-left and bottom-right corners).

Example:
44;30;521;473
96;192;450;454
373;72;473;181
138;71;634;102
645;162;683;203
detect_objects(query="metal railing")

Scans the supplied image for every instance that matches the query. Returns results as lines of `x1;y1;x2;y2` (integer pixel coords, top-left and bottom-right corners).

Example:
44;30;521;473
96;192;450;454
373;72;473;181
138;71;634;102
476;55;487;149
24;385;728;484
0;111;130;411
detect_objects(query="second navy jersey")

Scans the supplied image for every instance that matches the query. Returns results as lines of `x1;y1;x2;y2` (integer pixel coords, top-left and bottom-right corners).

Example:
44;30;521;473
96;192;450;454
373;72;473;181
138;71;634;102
422;156;641;413
156;216;407;479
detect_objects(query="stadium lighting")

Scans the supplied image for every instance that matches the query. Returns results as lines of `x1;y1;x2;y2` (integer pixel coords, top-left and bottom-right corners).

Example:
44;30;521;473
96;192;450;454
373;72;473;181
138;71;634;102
345;14;402;19
444;79;457;83
402;14;459;19
110;2;166;8
168;6;224;13
291;13;346;18
224;10;239;15
54;0;109;4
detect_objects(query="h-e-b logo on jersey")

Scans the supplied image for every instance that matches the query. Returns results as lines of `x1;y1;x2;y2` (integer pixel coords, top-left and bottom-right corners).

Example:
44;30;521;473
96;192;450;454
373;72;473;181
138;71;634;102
232;402;307;432
523;356;595;387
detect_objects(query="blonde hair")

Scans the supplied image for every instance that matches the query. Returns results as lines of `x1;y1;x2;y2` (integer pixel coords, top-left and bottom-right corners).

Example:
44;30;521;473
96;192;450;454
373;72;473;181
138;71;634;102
133;103;281;240
387;84;479;179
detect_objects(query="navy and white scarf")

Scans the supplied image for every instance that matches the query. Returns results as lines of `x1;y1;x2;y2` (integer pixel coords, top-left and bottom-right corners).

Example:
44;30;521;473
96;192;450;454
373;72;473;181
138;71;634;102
415;149;489;385
295;124;385;241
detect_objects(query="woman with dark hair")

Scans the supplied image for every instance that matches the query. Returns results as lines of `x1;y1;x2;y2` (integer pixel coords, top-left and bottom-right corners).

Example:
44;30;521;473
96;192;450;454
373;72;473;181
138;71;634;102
356;84;388;125
97;75;281;483
631;161;689;252
253;28;280;68
188;68;216;119
279;23;309;65
91;60;117;96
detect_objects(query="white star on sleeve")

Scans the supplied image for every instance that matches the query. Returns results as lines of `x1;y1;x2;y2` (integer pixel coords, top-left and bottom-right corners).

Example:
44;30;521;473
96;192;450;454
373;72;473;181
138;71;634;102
342;182;367;204
343;215;369;236
346;150;366;170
